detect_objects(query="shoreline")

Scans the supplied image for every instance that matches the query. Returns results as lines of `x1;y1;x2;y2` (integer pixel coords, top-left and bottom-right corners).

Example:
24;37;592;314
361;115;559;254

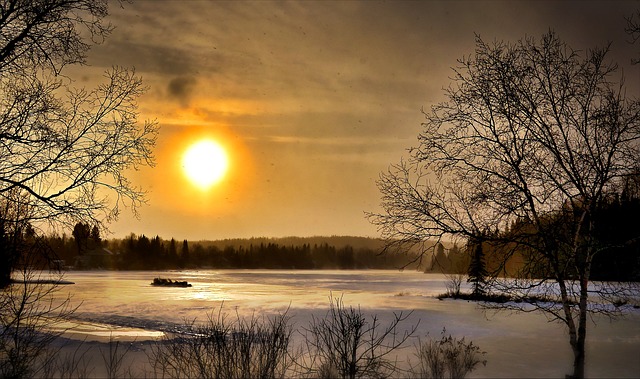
48;319;165;343
10;279;76;285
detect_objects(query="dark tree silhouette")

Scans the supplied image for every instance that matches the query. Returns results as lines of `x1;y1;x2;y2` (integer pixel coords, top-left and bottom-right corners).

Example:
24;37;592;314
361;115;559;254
90;225;101;247
0;2;156;374
180;239;190;268
430;242;450;272
72;222;90;255
369;32;640;378
467;239;487;297
0;0;157;287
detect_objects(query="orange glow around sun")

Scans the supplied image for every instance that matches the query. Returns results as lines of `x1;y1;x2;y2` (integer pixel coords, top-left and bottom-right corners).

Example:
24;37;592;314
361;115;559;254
141;102;256;216
182;139;229;190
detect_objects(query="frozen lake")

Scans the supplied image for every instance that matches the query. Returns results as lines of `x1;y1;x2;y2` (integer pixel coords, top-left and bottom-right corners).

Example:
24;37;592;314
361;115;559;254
45;270;640;378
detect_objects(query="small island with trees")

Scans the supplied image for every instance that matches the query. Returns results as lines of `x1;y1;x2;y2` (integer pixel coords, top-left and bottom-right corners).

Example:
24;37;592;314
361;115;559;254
151;277;192;287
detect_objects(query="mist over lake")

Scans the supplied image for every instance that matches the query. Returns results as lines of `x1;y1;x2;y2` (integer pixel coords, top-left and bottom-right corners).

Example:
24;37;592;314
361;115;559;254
46;270;640;378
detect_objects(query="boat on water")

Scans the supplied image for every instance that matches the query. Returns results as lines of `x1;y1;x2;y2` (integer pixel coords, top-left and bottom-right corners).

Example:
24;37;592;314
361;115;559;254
151;277;192;287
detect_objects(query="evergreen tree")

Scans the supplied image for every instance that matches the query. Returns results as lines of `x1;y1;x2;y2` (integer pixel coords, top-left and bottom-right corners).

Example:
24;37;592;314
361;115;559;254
72;222;91;255
168;238;178;266
430;243;450;272
467;238;487;297
180;239;190;268
90;225;101;248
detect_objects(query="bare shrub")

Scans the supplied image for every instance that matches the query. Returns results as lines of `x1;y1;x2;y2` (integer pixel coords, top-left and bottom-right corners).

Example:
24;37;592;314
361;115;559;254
444;274;464;297
0;266;77;378
149;306;293;378
41;340;93;379
444;244;469;298
299;294;418;379
99;334;136;379
410;329;486;379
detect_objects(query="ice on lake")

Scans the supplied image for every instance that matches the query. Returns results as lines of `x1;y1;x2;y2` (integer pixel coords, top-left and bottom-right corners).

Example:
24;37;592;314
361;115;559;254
43;269;640;378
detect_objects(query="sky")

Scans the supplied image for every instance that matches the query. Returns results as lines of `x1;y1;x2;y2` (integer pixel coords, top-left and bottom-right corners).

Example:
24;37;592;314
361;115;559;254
70;0;640;241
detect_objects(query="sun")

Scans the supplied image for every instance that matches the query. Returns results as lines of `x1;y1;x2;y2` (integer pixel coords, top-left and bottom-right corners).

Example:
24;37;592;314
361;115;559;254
182;139;229;189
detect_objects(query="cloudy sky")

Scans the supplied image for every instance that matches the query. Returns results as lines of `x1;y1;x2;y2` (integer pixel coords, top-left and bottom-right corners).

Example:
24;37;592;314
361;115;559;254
73;0;639;241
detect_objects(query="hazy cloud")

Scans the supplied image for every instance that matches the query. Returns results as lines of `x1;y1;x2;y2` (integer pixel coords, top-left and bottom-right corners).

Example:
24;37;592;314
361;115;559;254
89;40;197;76
167;76;197;106
100;0;639;240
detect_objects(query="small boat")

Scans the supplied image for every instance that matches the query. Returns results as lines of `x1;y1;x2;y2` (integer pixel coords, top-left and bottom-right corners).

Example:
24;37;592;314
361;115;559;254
151;277;192;287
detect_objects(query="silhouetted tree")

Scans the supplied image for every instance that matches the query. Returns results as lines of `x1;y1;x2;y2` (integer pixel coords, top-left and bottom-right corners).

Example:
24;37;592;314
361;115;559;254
0;190;32;287
72;222;90;255
136;235;151;264
0;0;157;287
444;243;469;297
167;238;178;267
430;243;450;272
90;225;101;248
467;238;487;297
369;32;640;378
180;239;190;268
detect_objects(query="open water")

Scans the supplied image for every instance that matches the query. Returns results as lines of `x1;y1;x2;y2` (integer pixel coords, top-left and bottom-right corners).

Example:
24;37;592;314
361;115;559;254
35;270;640;377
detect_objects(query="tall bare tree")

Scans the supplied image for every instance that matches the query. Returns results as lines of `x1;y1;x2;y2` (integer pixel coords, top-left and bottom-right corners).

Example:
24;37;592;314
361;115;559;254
0;0;157;376
0;0;157;287
368;32;640;378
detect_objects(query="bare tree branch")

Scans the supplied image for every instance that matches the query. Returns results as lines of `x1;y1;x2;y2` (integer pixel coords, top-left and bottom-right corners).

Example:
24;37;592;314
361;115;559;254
368;31;640;379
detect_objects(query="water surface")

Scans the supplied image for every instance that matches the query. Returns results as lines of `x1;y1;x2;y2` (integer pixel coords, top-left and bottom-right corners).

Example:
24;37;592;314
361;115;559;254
45;270;640;378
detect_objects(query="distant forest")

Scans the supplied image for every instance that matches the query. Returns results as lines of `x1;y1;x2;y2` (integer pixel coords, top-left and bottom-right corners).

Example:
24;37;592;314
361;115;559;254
426;189;640;282
39;187;640;281
41;208;640;281
45;234;423;271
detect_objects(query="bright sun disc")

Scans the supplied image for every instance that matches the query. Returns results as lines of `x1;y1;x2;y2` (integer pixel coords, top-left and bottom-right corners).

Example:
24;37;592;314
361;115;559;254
182;140;229;189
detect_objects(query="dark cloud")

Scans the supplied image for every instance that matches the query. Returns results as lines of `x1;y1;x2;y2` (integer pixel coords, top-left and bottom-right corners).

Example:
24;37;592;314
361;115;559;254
88;40;198;76
167;76;197;105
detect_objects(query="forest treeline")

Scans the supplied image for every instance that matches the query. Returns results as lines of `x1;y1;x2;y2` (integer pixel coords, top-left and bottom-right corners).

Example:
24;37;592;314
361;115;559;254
31;182;640;280
41;186;640;280
45;234;422;271
426;186;640;282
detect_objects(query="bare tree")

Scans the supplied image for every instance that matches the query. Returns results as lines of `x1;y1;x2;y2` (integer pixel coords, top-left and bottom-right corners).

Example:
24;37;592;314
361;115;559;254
0;215;77;378
0;275;76;378
368;32;640;378
0;0;157;287
0;0;156;376
0;0;117;77
0;67;157;221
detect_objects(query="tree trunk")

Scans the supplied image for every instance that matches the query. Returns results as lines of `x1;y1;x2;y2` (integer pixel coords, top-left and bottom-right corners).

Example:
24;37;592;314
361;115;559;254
0;263;10;288
569;308;588;378
0;221;10;288
0;238;14;288
571;341;585;379
568;276;590;378
557;277;582;379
